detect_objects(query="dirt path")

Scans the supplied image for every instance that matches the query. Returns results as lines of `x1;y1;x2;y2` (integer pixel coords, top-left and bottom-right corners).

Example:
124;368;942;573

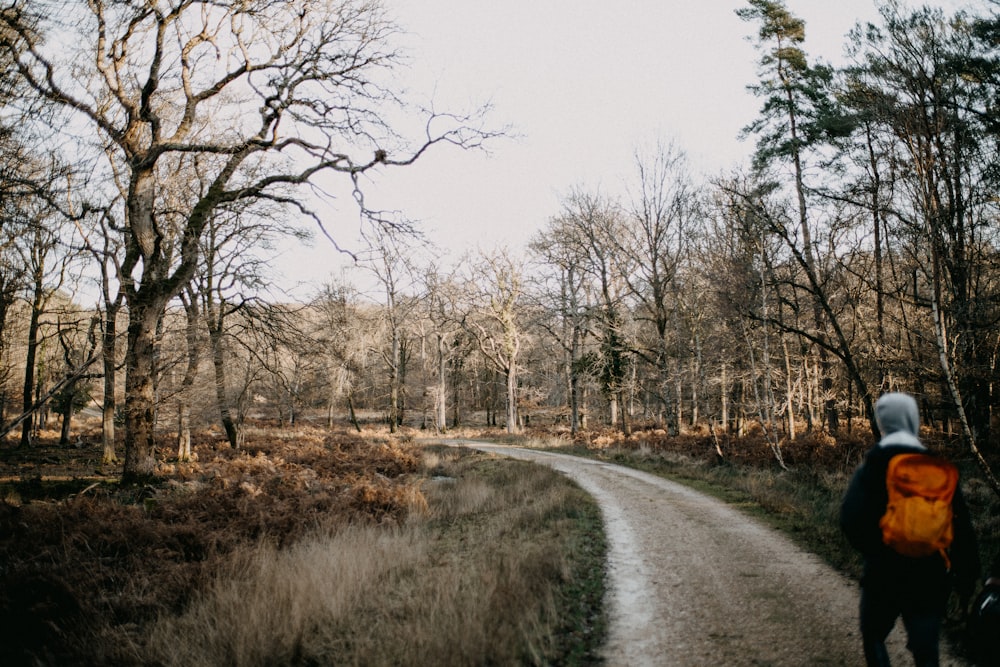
455;442;967;667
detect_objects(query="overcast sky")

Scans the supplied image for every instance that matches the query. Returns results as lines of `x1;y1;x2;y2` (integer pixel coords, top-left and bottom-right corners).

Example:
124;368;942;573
274;0;973;298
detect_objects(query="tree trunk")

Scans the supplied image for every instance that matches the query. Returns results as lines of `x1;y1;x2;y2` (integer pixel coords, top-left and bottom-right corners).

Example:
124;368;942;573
721;361;729;434
19;277;43;449
673;368;683;435
436;334;447;431
691;334;703;427
213;349;239;449
347;392;361;432
805;356;817;431
782;335;796;441
206;310;240;449
122;300;161;482
451;359;462;429
505;364;519;434
58;395;72;445
101;304;119;464
388;333;399;433
176;294;199;462
569;369;580;435
932;296;1000;496
619;389;631;436
327;387;336;429
177;402;191;461
780;54;839;435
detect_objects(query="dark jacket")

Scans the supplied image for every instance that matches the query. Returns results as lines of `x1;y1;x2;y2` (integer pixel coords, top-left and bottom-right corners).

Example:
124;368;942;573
840;394;979;600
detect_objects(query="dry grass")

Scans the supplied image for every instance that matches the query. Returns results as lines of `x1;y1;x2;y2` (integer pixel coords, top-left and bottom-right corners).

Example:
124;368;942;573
0;428;605;666
142;446;605;666
144;527;429;666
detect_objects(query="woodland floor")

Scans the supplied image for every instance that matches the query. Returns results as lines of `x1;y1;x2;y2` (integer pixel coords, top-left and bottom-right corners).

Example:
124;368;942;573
0;416;996;665
0;420;435;665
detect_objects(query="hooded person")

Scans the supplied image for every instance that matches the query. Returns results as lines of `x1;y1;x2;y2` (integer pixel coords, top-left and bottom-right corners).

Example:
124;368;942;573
840;392;979;667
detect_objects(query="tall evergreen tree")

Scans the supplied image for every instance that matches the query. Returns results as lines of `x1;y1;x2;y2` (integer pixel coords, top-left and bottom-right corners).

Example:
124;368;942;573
738;0;854;433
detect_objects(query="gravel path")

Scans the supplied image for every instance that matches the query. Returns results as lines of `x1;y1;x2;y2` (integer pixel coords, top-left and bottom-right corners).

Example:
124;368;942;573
454;442;967;667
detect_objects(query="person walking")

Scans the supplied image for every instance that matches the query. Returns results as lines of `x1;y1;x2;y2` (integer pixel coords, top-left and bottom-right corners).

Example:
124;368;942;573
841;392;979;667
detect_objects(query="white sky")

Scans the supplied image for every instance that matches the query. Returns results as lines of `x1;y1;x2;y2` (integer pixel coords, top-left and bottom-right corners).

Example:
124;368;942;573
273;0;973;299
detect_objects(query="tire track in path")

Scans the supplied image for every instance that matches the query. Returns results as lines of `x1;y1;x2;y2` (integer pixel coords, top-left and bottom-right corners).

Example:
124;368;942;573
448;442;966;667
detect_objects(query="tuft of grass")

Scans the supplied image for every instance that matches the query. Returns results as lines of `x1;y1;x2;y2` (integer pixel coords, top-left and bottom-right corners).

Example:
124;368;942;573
145;527;429;666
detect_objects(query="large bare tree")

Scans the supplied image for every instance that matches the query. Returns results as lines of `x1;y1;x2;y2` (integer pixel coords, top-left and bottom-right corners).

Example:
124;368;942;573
0;0;492;481
420;266;463;433
555;190;635;435
363;228;419;433
617;142;696;434
311;281;371;431
529;216;593;436
460;248;526;435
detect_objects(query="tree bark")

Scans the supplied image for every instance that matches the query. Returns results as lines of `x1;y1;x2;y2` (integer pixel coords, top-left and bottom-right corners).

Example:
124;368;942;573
388;331;399;433
101;303;120;464
210;328;240;450
58;397;72;445
505;365;519;434
347;393;361;432
720;362;729;434
19;245;45;449
436;334;447;431
176;292;199;462
19;283;41;448
782;335;796;441
122;299;162;482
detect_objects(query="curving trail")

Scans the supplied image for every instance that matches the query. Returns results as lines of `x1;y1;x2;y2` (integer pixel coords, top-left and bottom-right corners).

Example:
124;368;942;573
448;442;966;667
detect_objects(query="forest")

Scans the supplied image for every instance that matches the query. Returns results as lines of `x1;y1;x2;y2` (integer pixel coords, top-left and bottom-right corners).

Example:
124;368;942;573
1;0;1000;664
0;0;998;485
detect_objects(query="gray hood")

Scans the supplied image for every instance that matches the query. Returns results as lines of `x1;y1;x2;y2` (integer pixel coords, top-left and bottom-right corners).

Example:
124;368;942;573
875;392;925;449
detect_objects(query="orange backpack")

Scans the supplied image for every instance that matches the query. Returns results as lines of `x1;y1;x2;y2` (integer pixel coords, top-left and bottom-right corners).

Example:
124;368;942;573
879;452;958;567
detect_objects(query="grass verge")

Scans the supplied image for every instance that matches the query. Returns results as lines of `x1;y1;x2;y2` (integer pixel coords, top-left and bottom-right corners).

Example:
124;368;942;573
1;429;606;666
142;445;607;666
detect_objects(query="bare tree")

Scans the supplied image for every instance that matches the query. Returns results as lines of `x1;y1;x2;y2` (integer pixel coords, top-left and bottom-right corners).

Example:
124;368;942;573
845;2;1000;472
739;0;845;432
529;216;594;435
460;248;526;435
254;309;315;428
312;281;372;432
195;202;293;448
64;202;129;464
421;266;463;433
0;14;75;438
53;312;98;446
0;242;23;425
362;229;419;433
175;286;200;461
0;183;30;427
17;218;66;447
554;190;634;434
616;142;696;434
0;0;494;481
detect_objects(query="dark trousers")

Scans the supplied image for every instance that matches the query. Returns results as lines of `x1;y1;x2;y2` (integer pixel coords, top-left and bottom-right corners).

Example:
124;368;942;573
860;584;944;667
